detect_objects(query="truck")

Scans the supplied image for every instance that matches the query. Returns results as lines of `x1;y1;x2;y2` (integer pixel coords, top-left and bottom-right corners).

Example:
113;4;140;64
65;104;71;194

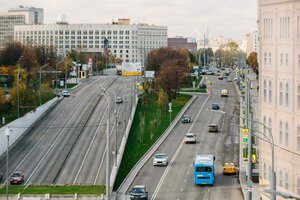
193;155;215;185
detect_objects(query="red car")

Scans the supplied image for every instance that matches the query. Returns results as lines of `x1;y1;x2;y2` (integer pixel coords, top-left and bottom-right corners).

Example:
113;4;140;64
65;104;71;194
10;171;24;184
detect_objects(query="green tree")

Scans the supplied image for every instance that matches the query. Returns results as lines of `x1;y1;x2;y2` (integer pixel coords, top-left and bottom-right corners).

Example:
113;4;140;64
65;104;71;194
0;42;23;66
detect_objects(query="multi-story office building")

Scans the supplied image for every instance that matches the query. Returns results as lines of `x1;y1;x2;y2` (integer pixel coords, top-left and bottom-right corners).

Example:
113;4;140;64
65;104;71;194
246;31;258;57
259;1;300;199
14;19;168;64
0;5;43;49
168;36;197;52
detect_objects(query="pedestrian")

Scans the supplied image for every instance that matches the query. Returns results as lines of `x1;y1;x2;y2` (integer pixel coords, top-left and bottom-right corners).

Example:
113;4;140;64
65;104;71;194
257;85;259;92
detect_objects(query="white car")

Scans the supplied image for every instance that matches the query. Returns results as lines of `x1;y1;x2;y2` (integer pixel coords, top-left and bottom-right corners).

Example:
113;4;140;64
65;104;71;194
185;133;196;144
153;153;168;166
116;96;123;103
61;90;70;97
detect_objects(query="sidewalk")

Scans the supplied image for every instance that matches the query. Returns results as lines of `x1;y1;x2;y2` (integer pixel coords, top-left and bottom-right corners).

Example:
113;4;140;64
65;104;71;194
237;71;260;200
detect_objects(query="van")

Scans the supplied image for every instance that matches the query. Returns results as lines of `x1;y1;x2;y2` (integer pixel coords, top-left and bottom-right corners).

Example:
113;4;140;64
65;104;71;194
208;124;218;132
221;89;228;97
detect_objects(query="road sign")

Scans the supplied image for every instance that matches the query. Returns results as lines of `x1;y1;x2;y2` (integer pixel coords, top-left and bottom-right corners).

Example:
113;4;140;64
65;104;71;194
242;128;249;144
247;180;253;187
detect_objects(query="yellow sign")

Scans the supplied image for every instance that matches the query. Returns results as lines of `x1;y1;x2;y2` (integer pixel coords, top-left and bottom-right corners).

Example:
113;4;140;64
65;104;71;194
242;128;249;144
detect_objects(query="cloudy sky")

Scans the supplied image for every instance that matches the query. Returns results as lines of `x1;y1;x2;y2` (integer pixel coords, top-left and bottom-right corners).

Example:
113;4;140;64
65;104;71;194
0;0;257;40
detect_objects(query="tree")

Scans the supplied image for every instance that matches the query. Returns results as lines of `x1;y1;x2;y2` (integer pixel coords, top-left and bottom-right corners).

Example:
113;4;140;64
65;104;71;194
0;42;23;66
34;45;57;67
247;52;259;75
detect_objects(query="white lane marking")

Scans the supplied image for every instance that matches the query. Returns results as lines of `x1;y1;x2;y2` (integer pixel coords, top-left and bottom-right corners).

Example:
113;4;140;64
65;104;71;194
151;96;211;200
94;145;107;185
151;140;184;200
73;107;108;183
25;82;102;185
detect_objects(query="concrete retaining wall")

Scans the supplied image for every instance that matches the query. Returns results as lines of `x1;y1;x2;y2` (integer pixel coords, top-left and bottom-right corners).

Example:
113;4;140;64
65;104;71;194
0;97;60;159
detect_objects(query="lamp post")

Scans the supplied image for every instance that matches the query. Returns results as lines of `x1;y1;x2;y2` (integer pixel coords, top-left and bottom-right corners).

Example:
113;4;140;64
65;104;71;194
98;86;110;200
17;56;22;118
215;110;276;200
5;128;10;200
39;64;48;106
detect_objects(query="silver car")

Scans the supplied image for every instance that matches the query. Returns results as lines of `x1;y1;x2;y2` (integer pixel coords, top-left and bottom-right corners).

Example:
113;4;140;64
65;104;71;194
184;133;196;144
153;153;168;166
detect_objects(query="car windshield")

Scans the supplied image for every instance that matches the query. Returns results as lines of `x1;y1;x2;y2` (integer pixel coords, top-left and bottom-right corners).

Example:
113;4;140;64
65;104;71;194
132;188;145;193
186;135;194;138
11;173;21;177
155;154;165;159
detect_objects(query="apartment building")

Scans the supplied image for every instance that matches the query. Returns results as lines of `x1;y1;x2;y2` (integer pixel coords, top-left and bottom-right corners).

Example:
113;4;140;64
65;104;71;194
14;19;168;64
258;0;300;199
246;31;258;57
168;36;197;52
0;5;43;49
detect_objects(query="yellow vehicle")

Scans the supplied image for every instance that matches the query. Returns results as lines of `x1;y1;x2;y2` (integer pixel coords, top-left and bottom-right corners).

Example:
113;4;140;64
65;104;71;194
223;163;238;175
221;89;228;97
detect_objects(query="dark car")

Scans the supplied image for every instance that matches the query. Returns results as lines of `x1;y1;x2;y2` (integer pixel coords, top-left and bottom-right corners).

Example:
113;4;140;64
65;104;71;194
181;115;191;123
10;171;24;184
130;185;148;200
218;76;223;80
212;103;220;110
198;84;207;89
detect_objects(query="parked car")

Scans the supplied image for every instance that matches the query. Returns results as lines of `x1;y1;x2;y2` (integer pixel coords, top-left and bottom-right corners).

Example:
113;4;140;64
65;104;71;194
153;153;168;166
212;103;220;110
130;185;148;200
181;115;191;123
0;170;3;181
198;84;207;89
223;163;238;175
10;171;24;184
184;133;196;144
227;78;232;82
61;90;70;97
221;89;228;97
218;76;223;80
208;124;219;132
115;96;123;104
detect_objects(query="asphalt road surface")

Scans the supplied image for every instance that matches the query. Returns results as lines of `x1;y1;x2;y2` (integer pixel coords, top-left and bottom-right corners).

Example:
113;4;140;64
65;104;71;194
0;74;136;185
128;71;243;200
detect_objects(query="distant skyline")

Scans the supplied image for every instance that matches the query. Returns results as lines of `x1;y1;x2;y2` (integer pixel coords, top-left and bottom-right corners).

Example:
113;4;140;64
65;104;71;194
0;0;257;40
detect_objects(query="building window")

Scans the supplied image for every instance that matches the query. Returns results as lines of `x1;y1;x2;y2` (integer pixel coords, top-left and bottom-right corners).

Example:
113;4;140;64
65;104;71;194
298;54;300;68
280;82;283;106
285;83;289;107
269;52;272;66
285;53;288;66
280;53;284;66
263;163;267;179
279;170;283;187
269;80;272;103
297;177;300;195
264;52;267;65
285;122;289;147
298;126;300;152
285;172;289;189
268;118;272;139
279;121;283;145
298;85;300;110
264;80;267;102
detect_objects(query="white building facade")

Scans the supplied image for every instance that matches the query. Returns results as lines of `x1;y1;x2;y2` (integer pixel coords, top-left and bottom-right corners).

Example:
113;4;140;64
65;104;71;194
246;31;258;57
14;19;167;64
259;0;300;199
0;6;43;49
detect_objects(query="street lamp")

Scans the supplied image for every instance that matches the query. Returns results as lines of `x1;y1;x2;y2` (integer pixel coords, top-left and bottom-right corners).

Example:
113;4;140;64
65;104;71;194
55;59;65;96
39;64;48;106
5;128;10;200
214;110;276;200
17;56;23;118
98;85;110;200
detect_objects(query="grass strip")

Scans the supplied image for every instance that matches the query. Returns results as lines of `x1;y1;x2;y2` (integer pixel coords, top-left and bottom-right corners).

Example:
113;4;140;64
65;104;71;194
179;89;206;93
113;93;191;190
0;185;105;195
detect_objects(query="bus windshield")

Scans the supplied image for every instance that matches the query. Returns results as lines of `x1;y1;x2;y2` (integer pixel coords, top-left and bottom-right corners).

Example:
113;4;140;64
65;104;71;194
196;166;212;172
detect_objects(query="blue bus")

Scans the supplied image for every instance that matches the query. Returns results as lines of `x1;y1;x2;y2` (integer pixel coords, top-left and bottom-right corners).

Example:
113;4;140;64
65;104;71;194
193;155;215;185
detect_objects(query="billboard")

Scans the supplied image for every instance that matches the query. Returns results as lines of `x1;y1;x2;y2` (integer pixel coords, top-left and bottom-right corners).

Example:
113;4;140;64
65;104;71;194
121;62;142;76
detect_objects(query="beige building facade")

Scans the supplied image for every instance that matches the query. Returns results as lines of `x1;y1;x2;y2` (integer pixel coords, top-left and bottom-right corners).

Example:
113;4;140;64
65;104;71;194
259;0;300;199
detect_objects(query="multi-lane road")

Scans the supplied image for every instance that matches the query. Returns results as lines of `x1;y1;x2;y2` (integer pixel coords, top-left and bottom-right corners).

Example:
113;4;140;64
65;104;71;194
0;74;136;185
126;72;243;200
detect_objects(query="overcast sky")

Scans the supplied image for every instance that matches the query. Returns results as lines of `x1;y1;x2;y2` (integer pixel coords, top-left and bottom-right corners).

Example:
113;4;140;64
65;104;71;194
0;0;257;40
